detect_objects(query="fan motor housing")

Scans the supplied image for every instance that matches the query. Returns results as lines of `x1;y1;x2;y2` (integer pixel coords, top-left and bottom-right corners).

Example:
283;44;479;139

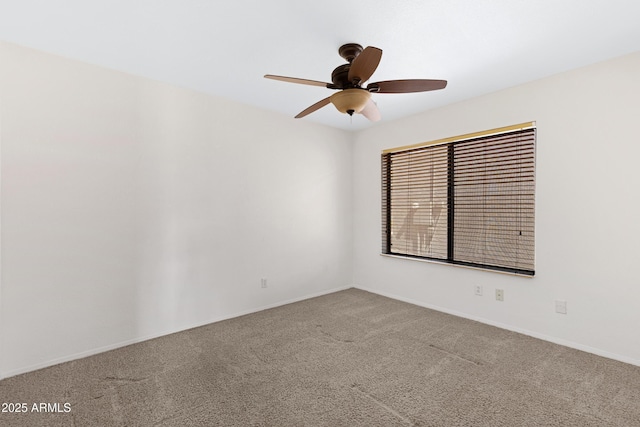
331;64;351;88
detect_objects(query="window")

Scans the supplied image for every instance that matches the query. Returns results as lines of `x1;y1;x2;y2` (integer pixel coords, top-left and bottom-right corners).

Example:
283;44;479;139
382;123;536;276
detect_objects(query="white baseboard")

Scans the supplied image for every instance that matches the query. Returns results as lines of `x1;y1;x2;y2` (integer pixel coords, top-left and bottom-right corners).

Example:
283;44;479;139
7;283;635;379
354;285;640;368
1;285;352;380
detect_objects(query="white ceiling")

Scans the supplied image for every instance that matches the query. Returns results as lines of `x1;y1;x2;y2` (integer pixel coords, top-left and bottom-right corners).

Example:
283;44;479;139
1;0;639;131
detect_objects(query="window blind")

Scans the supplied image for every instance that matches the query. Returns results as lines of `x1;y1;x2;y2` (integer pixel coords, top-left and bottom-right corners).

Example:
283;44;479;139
382;125;535;275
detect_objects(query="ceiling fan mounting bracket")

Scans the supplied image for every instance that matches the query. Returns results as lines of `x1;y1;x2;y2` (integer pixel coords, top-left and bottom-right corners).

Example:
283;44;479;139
338;43;363;63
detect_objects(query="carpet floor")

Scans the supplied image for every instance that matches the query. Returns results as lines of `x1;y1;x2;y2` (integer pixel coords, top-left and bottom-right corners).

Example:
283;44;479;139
1;288;639;426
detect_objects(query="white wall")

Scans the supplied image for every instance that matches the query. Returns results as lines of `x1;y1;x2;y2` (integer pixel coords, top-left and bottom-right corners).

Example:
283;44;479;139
0;42;353;378
352;52;640;366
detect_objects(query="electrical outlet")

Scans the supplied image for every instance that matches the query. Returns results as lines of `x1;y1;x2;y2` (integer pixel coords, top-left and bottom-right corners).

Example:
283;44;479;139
261;278;267;288
555;300;567;314
474;285;483;296
495;289;504;301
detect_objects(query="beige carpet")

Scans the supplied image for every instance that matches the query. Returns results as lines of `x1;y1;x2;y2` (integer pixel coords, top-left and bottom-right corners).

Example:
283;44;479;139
1;288;639;426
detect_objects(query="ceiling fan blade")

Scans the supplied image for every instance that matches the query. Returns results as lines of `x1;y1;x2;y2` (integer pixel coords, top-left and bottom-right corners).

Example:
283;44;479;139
295;97;332;118
368;79;447;93
348;46;382;85
359;98;381;122
264;74;331;88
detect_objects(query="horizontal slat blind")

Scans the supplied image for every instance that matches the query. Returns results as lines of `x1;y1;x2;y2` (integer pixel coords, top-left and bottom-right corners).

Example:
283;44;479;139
453;130;535;273
382;126;535;275
382;153;391;254
384;144;449;259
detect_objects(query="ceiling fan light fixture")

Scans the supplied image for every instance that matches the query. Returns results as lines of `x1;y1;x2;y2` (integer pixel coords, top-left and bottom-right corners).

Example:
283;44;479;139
330;89;371;115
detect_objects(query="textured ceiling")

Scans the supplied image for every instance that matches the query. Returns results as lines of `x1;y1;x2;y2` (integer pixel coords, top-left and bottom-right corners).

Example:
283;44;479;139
1;0;639;131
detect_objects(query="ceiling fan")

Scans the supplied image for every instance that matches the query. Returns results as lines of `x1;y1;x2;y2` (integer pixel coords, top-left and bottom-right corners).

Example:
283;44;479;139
264;43;447;122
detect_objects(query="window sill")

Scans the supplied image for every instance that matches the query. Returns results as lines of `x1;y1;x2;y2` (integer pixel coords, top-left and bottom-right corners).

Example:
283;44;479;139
379;253;534;278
